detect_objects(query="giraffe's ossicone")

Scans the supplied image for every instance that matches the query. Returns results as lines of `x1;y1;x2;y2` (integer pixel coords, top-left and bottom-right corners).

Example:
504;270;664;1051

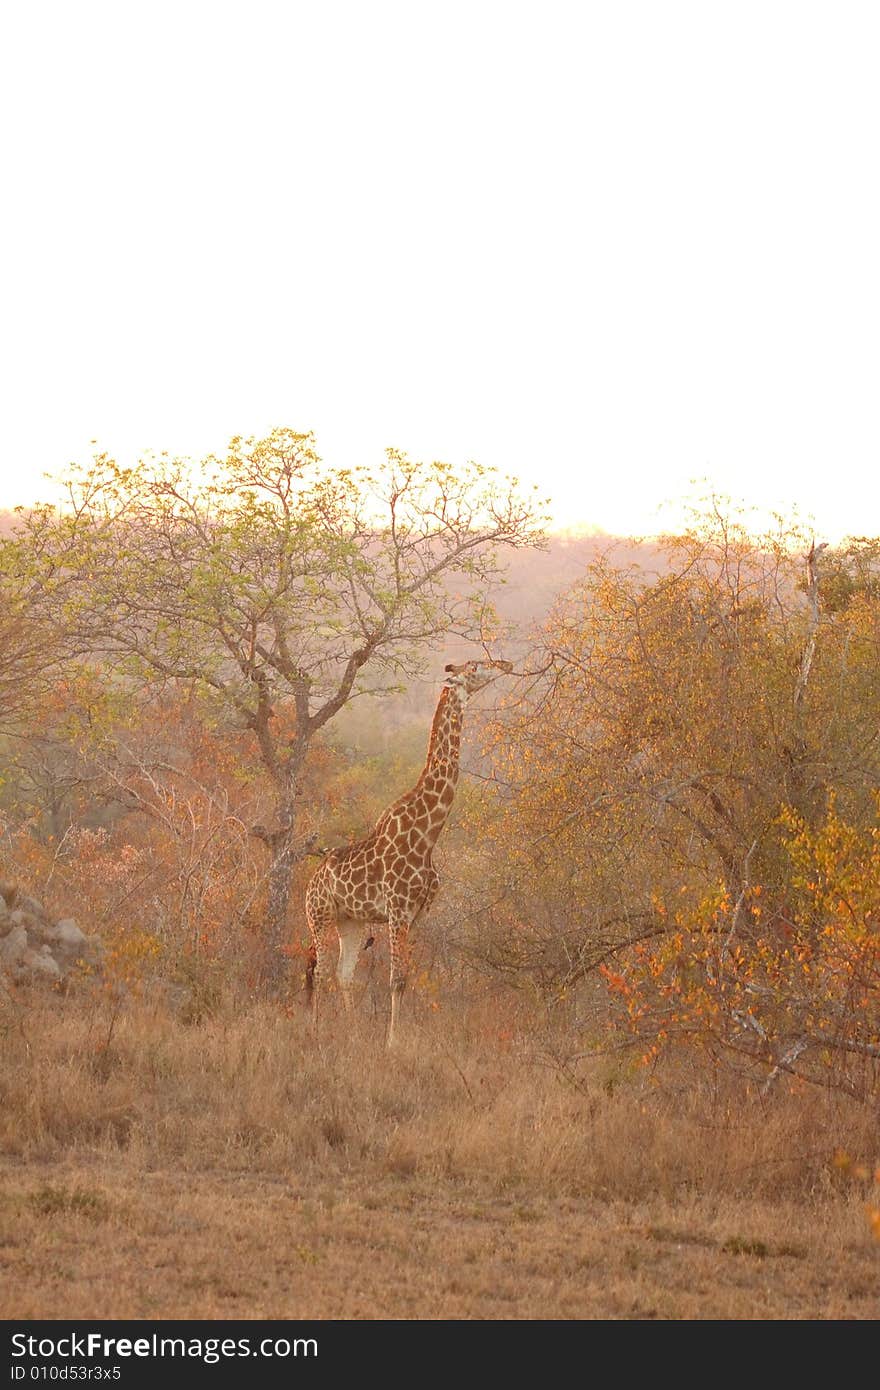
304;657;513;1044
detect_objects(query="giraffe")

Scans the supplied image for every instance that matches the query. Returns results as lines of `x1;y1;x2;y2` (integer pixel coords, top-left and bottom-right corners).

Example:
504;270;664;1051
304;657;513;1044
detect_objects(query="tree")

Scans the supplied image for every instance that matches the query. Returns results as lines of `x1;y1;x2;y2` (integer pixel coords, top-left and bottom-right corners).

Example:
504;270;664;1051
5;429;545;988
605;797;880;1100
0;561;58;737
812;536;880;614
466;502;880;1095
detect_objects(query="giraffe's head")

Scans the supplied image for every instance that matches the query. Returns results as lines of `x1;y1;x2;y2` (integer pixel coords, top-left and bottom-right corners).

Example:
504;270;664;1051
443;658;514;700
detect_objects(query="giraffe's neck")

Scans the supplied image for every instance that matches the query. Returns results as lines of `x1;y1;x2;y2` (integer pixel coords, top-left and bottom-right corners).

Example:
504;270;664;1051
411;684;464;843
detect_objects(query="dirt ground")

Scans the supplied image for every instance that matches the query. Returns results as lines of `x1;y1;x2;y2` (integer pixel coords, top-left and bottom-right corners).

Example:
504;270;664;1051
1;1158;878;1320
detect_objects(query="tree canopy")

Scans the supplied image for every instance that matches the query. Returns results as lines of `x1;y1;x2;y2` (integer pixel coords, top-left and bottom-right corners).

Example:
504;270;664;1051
465;505;880;1095
2;429;546;983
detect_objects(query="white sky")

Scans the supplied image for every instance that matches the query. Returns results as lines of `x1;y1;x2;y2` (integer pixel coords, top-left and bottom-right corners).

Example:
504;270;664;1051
1;1;878;538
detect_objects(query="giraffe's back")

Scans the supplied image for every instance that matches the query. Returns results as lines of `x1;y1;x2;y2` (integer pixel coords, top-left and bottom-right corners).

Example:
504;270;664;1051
307;831;435;925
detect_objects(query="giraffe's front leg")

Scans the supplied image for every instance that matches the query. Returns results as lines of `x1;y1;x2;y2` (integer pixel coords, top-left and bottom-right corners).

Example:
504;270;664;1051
387;914;411;1048
336;919;363;1017
410;865;440;929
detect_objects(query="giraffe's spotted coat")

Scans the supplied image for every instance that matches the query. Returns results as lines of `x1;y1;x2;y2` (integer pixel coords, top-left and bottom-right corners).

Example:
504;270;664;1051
304;658;513;1043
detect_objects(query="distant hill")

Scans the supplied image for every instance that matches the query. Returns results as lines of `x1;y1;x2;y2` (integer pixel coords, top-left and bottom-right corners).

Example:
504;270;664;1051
331;533;665;753
495;531;662;631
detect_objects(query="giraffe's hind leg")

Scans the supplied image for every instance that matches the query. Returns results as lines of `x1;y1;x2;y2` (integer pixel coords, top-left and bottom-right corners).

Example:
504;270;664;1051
305;895;336;1035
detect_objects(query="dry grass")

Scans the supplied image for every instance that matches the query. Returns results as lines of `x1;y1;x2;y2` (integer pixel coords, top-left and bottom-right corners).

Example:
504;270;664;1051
1;985;878;1319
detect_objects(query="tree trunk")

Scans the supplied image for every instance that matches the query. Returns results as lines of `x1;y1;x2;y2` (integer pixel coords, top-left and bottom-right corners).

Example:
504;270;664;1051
255;744;316;996
263;830;297;995
787;543;824;824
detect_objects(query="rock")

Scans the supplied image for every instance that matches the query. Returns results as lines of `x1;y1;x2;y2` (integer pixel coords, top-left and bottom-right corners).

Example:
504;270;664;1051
53;919;91;969
0;890;100;988
17;945;62;984
0;924;28;968
55;919;86;948
15;911;47;940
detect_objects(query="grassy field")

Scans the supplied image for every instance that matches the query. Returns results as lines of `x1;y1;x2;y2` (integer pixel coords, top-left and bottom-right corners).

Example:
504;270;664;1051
1;987;878;1320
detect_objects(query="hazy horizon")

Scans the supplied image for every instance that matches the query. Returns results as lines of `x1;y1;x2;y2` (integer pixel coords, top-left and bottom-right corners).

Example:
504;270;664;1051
0;448;853;545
